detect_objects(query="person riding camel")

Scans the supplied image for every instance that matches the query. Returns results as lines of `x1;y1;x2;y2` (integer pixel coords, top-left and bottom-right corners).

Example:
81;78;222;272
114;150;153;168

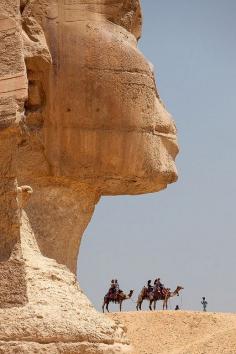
114;279;120;293
108;279;120;300
109;279;116;299
147;280;153;294
154;278;164;295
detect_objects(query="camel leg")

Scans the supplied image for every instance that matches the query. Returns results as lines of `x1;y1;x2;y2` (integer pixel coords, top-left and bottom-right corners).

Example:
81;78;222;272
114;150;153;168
149;300;153;311
102;301;105;313
163;298;168;310
137;298;143;311
139;300;143;311
120;301;122;312
136;296;141;311
154;301;157;311
106;302;109;313
165;297;168;310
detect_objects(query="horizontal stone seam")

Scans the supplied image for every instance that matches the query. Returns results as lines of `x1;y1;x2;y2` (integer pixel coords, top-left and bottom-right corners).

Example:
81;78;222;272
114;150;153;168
79;65;150;76
64;5;120;10
0;87;27;94
64;1;120;6
0;72;26;81
0;338;126;346
72;175;168;182
44;126;176;139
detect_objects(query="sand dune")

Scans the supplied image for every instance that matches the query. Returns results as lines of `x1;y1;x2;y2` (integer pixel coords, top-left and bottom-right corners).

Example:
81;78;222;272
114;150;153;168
110;311;236;354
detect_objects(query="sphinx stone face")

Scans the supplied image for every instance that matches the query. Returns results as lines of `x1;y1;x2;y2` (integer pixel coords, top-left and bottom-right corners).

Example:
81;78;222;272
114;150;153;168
22;0;178;195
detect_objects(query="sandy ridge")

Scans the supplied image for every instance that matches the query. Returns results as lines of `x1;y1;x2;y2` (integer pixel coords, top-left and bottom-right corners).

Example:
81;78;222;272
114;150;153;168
109;311;236;354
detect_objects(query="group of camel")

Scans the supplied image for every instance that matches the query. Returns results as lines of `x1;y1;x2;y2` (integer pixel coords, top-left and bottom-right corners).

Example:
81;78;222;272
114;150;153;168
102;285;184;313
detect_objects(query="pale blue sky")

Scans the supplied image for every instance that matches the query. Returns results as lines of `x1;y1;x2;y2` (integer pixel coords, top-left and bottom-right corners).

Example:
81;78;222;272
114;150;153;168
78;1;236;313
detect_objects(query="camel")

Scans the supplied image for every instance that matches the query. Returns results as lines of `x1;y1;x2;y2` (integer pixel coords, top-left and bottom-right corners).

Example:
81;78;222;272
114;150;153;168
136;286;184;311
102;290;134;313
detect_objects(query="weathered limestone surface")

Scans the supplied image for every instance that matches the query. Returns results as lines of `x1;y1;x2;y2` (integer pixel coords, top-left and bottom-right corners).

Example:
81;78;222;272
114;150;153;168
0;0;178;353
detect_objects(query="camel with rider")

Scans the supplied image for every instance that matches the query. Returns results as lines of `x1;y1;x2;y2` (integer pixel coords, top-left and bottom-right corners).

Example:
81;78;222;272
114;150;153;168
136;285;184;311
102;289;134;312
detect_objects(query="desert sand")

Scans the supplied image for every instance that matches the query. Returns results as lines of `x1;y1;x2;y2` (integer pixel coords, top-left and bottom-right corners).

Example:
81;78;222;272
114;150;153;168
110;311;236;354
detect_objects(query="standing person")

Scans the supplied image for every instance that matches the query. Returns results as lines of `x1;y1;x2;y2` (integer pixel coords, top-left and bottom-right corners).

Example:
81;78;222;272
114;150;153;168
201;297;208;312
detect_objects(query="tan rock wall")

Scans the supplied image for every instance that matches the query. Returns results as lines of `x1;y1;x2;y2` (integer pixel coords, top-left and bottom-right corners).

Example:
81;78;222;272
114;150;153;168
0;1;179;352
0;0;29;309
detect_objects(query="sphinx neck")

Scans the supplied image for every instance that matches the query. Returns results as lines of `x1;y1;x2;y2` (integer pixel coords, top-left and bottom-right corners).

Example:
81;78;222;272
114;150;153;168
25;179;100;274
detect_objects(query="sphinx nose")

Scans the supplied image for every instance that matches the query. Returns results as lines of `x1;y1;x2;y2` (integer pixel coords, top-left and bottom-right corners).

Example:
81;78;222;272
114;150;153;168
146;61;177;136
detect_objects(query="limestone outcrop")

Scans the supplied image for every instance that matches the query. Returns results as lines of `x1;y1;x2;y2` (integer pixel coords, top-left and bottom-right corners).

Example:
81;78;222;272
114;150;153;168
0;1;178;353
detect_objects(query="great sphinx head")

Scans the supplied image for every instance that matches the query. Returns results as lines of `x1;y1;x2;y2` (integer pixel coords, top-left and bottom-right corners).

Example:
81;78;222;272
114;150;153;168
0;0;179;272
19;0;178;196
